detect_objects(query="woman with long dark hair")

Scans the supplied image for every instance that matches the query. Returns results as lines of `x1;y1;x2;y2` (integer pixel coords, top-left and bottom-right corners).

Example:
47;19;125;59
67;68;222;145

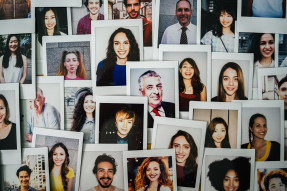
168;130;198;188
179;58;206;111
0;34;27;83
96;27;140;86
49;142;74;191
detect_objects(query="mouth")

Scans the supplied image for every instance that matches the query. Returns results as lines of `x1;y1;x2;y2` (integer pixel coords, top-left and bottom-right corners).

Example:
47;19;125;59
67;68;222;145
117;51;127;55
149;174;158;179
177;154;185;159
263;50;273;55
226;188;237;191
0;115;3;120
100;177;111;183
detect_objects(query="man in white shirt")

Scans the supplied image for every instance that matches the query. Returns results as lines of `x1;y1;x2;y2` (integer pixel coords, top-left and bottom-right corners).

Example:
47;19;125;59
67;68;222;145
161;0;197;44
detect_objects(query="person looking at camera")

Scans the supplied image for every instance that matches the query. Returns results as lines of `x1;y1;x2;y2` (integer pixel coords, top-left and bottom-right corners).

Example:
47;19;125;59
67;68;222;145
12;165;38;191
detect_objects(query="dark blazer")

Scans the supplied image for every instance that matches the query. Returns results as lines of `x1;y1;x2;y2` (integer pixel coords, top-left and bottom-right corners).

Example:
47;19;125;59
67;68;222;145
148;101;175;128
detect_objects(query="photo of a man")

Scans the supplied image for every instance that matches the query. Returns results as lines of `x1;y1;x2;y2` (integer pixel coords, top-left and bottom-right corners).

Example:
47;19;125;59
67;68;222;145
12;165;37;191
278;76;287;120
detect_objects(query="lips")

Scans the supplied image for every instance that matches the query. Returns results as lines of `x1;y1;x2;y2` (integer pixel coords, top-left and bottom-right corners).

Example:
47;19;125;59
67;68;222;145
117;51;127;55
148;174;158;179
0;115;3;120
177;154;185;159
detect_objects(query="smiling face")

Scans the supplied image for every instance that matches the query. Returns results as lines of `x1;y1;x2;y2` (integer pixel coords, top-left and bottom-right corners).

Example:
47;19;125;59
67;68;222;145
18;171;30;187
83;95;95;114
64;53;79;74
222;67;239;97
87;0;100;15
126;0;140;19
146;161;161;183
260;34;275;59
180;61;194;80
278;82;287;103
219;11;233;28
115;117;134;138
96;161;114;188
173;136;191;166
113;32;130;60
9;36;19;53
140;76;163;109
45;9;56;31
34;92;45;115
268;177;286;191
223;169;239;191
52;147;66;167
249;117;267;140
212;123;227;147
0;99;6;124
176;1;192;27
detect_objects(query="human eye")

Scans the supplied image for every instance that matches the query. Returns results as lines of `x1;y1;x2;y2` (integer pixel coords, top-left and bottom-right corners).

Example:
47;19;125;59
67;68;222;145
260;41;266;45
157;84;162;89
127;4;132;7
234;77;238;81
184;8;190;12
146;168;151;172
177;8;182;12
269;40;274;45
124;41;130;45
147;85;153;90
114;42;119;45
184;145;190;149
173;143;179;148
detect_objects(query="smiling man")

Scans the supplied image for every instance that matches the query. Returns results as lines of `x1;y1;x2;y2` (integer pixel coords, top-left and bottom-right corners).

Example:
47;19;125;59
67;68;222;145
12;165;38;191
161;0;196;44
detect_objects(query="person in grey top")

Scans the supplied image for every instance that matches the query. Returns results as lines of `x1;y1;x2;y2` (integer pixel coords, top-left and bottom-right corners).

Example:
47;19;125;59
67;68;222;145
12;165;38;191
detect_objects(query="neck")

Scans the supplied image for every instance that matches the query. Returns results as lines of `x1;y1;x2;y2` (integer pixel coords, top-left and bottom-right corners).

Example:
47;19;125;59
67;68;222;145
90;12;99;20
86;113;94;120
181;22;190;28
149;180;159;188
252;137;266;146
47;28;54;36
66;72;77;79
117;131;127;138
214;142;222;148
11;52;16;56
128;15;140;19
96;185;115;191
177;161;186;167
260;57;273;67
20;185;29;191
222;26;233;35
53;164;62;173
116;57;127;65
0;122;5;129
183;79;192;89
225;94;236;102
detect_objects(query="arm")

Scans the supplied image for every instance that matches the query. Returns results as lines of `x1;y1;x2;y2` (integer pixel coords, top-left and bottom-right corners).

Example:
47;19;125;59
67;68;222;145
200;85;207;101
0;56;5;83
67;177;73;191
246;0;253;16
46;105;61;129
19;55;27;84
77;18;84;35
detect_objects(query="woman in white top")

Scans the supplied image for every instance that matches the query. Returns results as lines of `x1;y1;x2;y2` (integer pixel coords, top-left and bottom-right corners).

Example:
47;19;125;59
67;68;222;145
0;34;27;83
246;0;286;18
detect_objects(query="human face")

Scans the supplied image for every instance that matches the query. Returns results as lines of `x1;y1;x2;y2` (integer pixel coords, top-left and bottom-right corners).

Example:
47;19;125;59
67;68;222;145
52;147;66;167
180;61;194;80
126;0;140;19
278;82;287;103
222;68;238;97
83;95;95;114
146;161;161;182
116;117;134;138
45;9;56;30
212;123;227;146
64;53;79;74
18;171;30;187
219;11;233;28
249;117;267;140
87;0;100;15
96;162;114;188
140;76;163;108
268;177;286;191
9;36;19;53
223;170;239;191
173;136;191;166
113;32;130;60
260;34;275;59
33;93;45;115
176;1;192;27
0;99;6;124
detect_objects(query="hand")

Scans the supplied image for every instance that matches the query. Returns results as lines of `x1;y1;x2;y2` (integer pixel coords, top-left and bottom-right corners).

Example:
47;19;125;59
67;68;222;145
26;133;32;142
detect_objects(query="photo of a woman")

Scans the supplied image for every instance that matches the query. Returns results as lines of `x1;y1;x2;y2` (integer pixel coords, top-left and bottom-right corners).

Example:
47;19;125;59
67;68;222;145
168;130;198;188
0;34;27;83
134;157;172;191
207;157;251;191
245;0;286;18
49;142;75;191
57;50;87;80
179;58;206;111
0;94;17;150
96;27;140;86
205;117;231;148
212;62;247;102
241;113;280;161
71;89;95;143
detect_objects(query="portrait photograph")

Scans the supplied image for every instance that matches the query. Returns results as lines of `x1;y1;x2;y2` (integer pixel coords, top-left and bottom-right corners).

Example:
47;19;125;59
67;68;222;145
211;52;253;102
0;147;50;191
279;34;287;67
202;148;255;191
155;0;198;47
0;83;21;165
80;144;128;191
123;149;177;191
32;127;84;191
20;76;64;146
189;101;242;148
238;100;284;161
200;0;237;53
151;117;206;190
95;96;147;150
43;35;91;80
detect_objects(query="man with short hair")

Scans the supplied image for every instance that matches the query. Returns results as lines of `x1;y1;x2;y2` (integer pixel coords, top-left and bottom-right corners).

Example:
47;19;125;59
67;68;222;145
138;70;175;128
12;165;38;191
161;0;196;44
278;75;287;120
123;0;152;46
88;154;123;191
77;0;104;34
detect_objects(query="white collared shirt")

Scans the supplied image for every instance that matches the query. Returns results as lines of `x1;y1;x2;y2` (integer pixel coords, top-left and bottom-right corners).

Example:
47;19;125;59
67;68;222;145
149;106;166;117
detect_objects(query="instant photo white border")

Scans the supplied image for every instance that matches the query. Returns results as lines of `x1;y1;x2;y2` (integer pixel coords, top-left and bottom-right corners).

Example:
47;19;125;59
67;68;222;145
151;117;206;191
189;101;242;148
64;80;92;88
201;148;255;191
95;96;148;149
32;127;84;191
0;83;21;164
233;100;285;161
123;149;177;191
83;144;128;152
31;0;82;7
42;35;91;76
91;19;144;96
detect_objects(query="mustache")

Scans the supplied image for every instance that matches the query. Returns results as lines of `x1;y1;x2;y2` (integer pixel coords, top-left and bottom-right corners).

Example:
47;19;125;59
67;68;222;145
100;177;112;180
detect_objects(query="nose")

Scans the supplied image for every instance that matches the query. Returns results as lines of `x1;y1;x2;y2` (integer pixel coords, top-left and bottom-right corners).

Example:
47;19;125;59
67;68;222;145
132;4;135;10
179;145;183;153
229;79;234;85
266;42;271;49
152;86;159;94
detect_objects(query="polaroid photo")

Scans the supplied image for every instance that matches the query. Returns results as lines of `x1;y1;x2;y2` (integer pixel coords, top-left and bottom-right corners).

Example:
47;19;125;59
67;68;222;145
0;33;36;99
31;0;82;7
202;148;255;191
0;147;50;191
255;161;287;191
91;19;144;95
155;0;199;48
234;100;285;161
0;0;35;35
123;149;177;191
80;144;128;191
0;83;21;165
20;76;64;147
42;35;91;80
32;127;84;191
189;101;242;149
151;117;206;190
279;34;287;67
95;96;148;150
211;52;253;102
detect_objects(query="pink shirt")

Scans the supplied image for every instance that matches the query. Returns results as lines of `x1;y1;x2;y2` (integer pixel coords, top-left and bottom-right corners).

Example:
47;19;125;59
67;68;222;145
64;76;84;80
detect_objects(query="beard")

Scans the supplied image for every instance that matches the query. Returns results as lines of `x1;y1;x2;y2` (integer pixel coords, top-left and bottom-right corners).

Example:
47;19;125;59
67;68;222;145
128;10;139;19
97;177;113;188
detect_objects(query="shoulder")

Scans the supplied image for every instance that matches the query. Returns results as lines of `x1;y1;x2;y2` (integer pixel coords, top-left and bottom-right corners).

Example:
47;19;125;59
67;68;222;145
30;186;38;191
114;187;124;191
161;101;175;108
21;54;27;61
164;23;178;32
160;185;171;191
188;22;197;30
270;141;280;148
67;167;75;178
86;187;96;191
79;14;89;22
43;103;59;114
97;60;104;69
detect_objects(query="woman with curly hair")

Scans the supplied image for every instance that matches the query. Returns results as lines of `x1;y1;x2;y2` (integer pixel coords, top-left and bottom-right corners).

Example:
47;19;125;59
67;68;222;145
49;142;74;191
168;130;198;188
71;89;95;143
135;157;172;191
179;58;206;111
205;117;231;148
57;50;87;80
263;169;287;191
96;27;140;86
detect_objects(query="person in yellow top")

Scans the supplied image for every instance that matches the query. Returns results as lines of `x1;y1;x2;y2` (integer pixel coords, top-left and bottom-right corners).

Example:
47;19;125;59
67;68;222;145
49;142;75;191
